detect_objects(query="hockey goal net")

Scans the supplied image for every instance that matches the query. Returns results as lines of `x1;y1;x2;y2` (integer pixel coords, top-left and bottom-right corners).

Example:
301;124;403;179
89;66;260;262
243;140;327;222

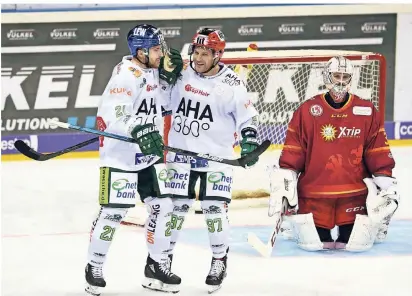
223;49;386;149
177;49;385;199
123;50;386;225
225;50;385;199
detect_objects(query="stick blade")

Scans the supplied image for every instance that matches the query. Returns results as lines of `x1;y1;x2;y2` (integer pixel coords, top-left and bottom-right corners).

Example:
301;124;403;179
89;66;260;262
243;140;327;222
247;232;273;258
14;140;44;161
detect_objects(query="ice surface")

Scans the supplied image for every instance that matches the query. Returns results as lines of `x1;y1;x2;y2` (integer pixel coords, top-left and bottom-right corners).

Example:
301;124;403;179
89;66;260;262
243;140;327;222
2;147;412;296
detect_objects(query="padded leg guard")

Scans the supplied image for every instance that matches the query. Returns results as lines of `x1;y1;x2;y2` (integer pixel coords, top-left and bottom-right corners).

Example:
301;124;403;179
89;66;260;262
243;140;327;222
343;214;379;252
291;213;327;251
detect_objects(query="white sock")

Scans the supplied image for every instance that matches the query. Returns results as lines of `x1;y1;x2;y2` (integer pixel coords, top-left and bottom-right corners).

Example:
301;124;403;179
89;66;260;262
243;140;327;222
144;197;174;263
87;207;128;267
201;200;230;258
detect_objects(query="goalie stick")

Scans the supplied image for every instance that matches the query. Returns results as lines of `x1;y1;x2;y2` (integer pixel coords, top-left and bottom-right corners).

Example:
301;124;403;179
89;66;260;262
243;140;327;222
247;164;295;257
247;197;290;257
42;120;270;168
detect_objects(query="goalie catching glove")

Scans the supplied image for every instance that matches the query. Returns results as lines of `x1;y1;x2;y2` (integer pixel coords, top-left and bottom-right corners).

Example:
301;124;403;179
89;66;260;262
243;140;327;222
159;48;184;85
130;123;164;159
240;127;259;168
364;176;399;242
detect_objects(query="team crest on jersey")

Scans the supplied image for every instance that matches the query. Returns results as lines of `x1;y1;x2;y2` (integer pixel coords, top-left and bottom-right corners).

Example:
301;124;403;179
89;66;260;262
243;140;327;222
310;104;323;117
128;67;142;78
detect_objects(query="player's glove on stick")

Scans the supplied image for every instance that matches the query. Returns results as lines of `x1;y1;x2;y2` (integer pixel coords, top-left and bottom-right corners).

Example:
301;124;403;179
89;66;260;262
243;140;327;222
240;127;259;167
159;48;183;85
130;124;164;159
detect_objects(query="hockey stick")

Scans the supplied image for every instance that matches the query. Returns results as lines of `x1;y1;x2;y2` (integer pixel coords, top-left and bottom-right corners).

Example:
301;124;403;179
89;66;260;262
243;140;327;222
14;137;99;161
247;197;289;257
17;45;259;163
49;120;270;168
14;109;173;162
247;164;296;257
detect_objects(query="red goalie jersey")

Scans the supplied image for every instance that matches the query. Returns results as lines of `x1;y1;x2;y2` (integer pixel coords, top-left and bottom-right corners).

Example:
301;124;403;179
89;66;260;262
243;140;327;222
279;93;395;199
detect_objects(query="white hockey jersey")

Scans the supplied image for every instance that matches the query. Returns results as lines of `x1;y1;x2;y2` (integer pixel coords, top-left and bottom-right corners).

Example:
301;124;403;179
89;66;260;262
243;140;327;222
161;64;258;171
97;56;163;171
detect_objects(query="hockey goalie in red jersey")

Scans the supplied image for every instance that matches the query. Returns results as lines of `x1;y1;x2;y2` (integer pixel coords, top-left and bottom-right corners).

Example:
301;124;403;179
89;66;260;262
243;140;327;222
269;56;400;252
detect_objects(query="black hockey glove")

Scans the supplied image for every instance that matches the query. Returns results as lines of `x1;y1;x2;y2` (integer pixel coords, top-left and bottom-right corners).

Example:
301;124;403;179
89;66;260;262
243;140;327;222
159;48;184;85
130;123;164;159
240;127;259;168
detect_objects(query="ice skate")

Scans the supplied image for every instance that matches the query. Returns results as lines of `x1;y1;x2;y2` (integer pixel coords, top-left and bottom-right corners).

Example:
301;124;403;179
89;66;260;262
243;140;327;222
205;254;227;294
85;263;106;296
142;255;181;293
166;253;174;270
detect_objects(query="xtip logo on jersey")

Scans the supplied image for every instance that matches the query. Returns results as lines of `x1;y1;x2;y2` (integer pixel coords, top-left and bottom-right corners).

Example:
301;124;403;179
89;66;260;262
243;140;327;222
321;124;362;142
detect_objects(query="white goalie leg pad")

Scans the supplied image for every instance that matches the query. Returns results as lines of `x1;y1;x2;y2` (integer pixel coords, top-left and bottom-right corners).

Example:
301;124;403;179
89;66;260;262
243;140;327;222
345;214;379;252
290;213;324;251
280;216;296;240
375;219;391;243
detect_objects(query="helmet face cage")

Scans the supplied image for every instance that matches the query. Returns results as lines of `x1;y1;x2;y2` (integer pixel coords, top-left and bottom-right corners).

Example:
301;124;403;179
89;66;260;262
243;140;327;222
323;56;354;100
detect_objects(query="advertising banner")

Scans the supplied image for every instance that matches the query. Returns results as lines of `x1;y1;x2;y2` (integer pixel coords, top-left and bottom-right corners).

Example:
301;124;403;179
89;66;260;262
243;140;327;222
384;121;395;140
1;13;396;137
394;121;412;139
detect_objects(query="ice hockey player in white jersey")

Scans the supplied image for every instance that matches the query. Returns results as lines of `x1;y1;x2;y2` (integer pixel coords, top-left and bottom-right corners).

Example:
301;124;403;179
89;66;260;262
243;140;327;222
156;28;260;293
85;24;183;296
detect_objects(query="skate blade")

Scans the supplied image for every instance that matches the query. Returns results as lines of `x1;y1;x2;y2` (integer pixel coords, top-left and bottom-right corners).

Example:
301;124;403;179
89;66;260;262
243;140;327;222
207;284;222;294
85;284;102;296
142;277;180;294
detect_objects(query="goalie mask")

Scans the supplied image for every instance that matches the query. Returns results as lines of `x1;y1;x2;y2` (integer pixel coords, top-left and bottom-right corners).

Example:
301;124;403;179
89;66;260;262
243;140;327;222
188;28;226;74
323;56;353;102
